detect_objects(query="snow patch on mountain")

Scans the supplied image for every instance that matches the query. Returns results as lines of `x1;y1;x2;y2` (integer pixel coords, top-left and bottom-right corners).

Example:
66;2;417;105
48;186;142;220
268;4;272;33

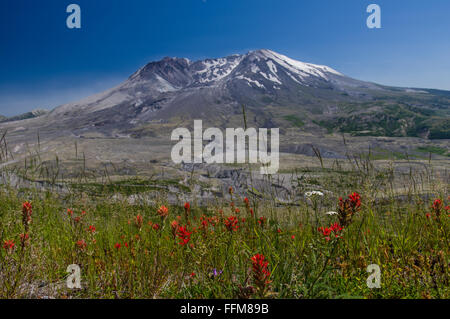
259;72;282;85
195;56;243;83
267;60;278;74
256;49;342;80
251;64;260;73
154;75;178;92
236;75;265;89
286;72;301;84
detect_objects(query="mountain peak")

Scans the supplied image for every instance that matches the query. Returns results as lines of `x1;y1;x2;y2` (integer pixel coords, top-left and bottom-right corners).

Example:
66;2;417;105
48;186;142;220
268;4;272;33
248;48;277;56
129;50;344;89
246;49;342;77
160;56;191;64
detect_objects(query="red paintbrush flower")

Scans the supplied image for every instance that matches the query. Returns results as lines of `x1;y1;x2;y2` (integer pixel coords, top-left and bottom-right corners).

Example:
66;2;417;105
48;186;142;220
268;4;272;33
337;192;362;227
3;239;15;252
177;225;192;246
330;222;343;232
135;214;144;228
250;254;271;294
199;216;210;234
22;201;33;229
183;202;191;219
348;192;361;209
22;201;32;214
258;217;267;227
318;222;343;241
157;205;169;218
427;198;448;220
20;233;29;241
224;216;239;232
432;199;443;218
76;240;87;250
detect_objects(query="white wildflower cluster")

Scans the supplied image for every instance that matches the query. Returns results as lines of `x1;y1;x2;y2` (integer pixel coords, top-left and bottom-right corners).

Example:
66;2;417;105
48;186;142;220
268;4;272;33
305;191;324;197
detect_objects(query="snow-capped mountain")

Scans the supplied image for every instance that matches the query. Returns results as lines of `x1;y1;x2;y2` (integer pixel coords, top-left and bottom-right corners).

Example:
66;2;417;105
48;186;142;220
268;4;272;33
129;49;345;89
50;49;376;119
2;49;448;142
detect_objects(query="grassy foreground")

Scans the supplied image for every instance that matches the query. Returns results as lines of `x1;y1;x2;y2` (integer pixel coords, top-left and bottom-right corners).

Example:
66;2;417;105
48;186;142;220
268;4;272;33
0;166;449;299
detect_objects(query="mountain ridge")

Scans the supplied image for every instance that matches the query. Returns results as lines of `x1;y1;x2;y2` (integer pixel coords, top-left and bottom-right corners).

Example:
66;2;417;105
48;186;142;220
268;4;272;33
50;49;376;116
1;49;449;141
0;109;49;124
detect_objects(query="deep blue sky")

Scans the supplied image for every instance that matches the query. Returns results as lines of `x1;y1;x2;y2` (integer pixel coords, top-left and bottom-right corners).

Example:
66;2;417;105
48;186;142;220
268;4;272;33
1;0;449;116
